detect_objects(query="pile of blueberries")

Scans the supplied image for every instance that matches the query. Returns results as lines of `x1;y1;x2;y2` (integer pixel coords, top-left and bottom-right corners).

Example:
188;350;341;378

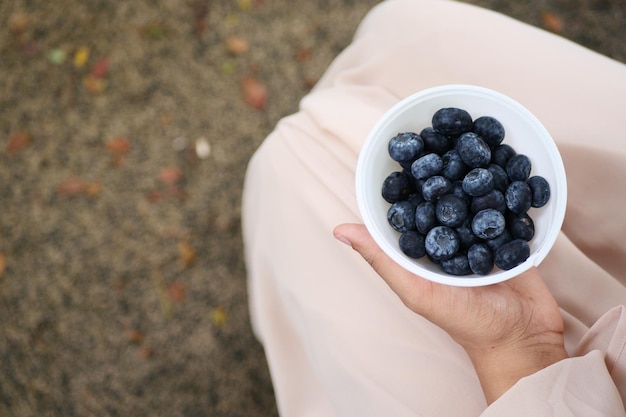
382;107;551;276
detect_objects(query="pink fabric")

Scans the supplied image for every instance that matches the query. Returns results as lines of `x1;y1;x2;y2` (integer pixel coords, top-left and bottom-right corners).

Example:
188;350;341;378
242;0;626;415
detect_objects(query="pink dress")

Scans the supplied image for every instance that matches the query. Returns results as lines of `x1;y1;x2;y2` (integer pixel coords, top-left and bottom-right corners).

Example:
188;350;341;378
242;0;626;415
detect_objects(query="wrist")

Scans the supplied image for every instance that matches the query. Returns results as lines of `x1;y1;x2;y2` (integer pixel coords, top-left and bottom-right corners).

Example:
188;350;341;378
465;335;569;404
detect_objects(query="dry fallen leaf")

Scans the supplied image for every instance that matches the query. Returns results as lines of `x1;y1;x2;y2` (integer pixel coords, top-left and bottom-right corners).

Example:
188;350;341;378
57;178;101;197
226;36;249;55
178;241;197;268
6;131;31;155
159;166;183;186
211;307;228;328
541;11;564;34
106;137;132;165
73;46;90;68
241;76;268;110
0;252;6;277
91;56;109;78
128;329;145;344
83;74;107;94
167;281;187;303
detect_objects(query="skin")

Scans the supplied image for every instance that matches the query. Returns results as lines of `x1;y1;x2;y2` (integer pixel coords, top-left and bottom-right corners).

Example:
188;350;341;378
333;223;569;404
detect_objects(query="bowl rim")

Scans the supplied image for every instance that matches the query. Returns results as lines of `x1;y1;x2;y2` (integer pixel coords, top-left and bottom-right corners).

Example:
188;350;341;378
355;84;567;287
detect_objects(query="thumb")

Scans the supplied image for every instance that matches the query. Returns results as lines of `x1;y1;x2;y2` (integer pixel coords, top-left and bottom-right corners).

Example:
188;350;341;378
333;223;421;295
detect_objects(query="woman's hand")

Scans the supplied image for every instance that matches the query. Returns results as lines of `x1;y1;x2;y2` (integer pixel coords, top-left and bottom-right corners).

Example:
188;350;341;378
333;223;568;404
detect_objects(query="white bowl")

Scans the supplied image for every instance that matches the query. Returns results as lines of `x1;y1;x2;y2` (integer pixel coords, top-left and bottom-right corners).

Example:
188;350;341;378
356;85;567;287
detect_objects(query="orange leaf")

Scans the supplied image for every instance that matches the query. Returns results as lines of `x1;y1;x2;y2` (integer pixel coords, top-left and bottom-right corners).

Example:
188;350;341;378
159;166;183;186
6;131;31;155
541;11;564;34
83;74;107;94
178;241;197;268
106;137;132;156
241;76;268;110
57;178;86;196
226;36;249;55
167;281;187;303
91;56;109;78
0;252;6;277
128;329;145;344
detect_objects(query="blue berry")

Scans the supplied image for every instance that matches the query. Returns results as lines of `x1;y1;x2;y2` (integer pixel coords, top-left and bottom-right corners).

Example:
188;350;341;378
491;143;516;168
462;167;494;197
487;164;510;193
484;228;512;252
468;243;494;275
506;154;532;181
381;171;415;203
505;181;532;214
494;239;530;270
441;254;471;276
415;201;437;235
470;189;506;214
455;218;479;249
507;212;535;241
472;208;506;239
421;176;452;202
441;149;468;181
411;153;443;180
420;127;449;154
388;132;424;162
425;226;460;261
387;200;416;233
399;231;427;259
472;116;505;147
432;107;473;137
435;194;468;228
450;181;472;206
527;176;551;208
456;132;491;168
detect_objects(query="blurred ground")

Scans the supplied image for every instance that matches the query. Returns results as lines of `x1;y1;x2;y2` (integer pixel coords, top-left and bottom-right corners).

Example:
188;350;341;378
0;0;624;416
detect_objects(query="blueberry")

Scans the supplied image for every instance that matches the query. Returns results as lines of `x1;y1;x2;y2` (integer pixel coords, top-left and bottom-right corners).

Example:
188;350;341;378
462;167;494;197
411;153;443;180
467;243;494;275
527;175;551;208
506;154;532;181
507;212;535;241
450;181;472;206
472;116;505;147
421;176;452;202
494;239;530;270
381;171;415;203
455;218;479;249
432;107;473;137
441;149;469;181
435;194;468;228
505;181;532;214
425;226;460;261
388;132;424;162
387;200;416;233
407;192;425;207
441;254;472;276
399;231;426;259
420;127;449;154
486;164;510;193
484;229;512;252
470;189;506;214
456;132;491;168
472;208;506;239
491;143;516;168
415;201;437;235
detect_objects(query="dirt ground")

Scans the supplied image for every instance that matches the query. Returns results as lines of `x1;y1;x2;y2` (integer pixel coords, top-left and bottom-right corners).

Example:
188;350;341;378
1;1;624;416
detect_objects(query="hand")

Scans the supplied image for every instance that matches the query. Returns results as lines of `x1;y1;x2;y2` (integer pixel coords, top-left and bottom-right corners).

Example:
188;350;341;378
333;223;568;403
